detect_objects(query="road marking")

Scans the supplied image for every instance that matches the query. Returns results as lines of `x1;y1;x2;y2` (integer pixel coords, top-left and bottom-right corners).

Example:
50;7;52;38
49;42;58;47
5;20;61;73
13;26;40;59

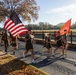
66;58;76;62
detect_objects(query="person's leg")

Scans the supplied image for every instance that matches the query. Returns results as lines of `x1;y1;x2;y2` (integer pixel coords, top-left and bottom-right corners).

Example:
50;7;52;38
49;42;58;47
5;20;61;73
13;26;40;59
13;46;17;54
65;43;68;53
44;44;50;53
49;48;52;56
8;39;10;46
23;43;29;57
30;49;35;63
30;49;34;59
53;47;58;53
12;43;17;54
23;50;28;57
60;46;64;55
44;49;49;53
4;42;8;52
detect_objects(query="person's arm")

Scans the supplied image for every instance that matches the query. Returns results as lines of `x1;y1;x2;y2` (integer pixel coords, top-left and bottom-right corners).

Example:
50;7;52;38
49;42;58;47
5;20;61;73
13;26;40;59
45;37;51;44
56;36;62;42
57;38;61;41
25;35;30;42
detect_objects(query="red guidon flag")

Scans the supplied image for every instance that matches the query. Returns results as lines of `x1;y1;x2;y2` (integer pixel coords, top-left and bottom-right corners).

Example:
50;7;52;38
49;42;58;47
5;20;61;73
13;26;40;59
4;11;28;38
60;19;71;35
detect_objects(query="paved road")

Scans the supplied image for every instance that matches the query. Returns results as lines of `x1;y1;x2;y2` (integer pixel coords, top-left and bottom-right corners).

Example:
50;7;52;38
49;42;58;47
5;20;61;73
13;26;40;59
0;41;76;75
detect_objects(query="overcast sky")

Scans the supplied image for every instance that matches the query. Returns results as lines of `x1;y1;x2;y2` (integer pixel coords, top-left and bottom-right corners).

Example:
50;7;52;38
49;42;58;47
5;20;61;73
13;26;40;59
0;0;76;28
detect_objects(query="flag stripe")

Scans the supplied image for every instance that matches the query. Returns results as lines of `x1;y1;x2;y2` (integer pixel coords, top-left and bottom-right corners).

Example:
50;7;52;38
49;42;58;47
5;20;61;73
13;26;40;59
13;30;27;37
4;19;11;28
12;27;26;35
10;24;25;32
7;23;15;30
11;27;27;34
4;20;13;29
4;12;28;38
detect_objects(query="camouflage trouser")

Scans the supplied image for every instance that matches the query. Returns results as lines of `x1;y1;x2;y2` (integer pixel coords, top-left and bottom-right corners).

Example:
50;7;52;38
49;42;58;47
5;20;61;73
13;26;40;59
4;41;8;52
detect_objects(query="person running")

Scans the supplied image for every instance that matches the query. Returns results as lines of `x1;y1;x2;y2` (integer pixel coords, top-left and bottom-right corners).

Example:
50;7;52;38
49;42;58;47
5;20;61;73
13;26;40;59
23;29;35;64
54;31;65;56
2;30;8;52
44;33;52;57
10;35;18;55
62;30;68;53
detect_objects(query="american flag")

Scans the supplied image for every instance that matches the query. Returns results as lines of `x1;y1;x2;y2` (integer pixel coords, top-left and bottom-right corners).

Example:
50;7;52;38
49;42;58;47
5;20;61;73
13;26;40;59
4;11;28;37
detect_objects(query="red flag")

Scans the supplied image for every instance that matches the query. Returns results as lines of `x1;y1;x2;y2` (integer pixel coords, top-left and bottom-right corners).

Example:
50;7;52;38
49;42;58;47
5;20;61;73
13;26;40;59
4;11;28;38
60;19;71;35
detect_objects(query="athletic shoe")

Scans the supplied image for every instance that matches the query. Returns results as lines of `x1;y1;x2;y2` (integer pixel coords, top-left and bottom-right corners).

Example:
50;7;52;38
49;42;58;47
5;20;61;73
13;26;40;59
61;54;66;59
31;59;36;64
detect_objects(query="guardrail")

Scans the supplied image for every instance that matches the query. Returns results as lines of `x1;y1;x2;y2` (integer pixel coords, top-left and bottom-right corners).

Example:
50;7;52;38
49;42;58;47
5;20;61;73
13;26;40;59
21;31;76;44
19;37;76;49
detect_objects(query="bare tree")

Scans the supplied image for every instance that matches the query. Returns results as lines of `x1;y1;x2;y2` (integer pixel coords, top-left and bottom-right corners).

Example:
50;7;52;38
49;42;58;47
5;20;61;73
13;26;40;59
0;0;39;22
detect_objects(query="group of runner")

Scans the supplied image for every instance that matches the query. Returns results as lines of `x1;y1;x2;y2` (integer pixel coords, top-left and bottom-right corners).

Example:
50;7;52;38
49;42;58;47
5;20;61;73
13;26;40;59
44;30;68;58
0;29;68;64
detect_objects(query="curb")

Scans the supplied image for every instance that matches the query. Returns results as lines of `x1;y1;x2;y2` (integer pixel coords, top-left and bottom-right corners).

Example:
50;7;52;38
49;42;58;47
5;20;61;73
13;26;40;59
29;65;50;75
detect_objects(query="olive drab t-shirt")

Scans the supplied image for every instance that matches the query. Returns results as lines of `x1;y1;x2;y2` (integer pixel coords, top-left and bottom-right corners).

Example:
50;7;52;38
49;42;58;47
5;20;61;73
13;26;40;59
62;33;68;44
56;35;62;44
25;34;31;43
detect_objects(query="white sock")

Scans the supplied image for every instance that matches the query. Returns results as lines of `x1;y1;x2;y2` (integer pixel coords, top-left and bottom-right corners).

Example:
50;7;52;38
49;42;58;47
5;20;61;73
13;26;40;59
23;52;26;57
